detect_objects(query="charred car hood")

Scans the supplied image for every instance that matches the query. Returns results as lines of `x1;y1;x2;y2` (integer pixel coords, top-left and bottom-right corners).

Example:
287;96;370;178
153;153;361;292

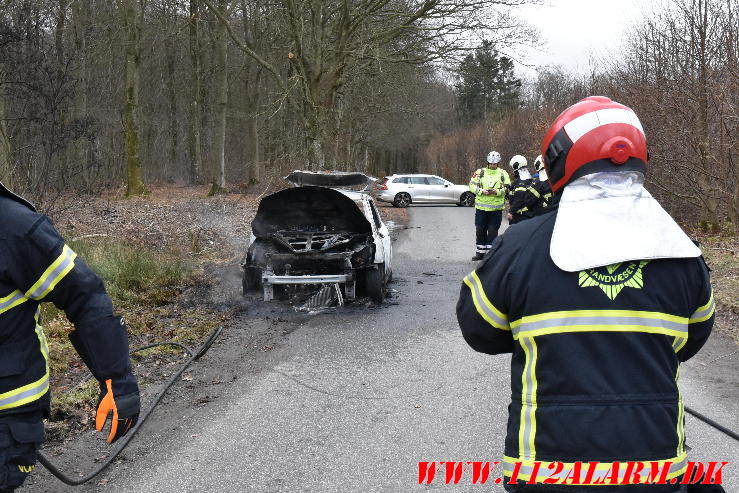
252;186;372;237
284;171;373;188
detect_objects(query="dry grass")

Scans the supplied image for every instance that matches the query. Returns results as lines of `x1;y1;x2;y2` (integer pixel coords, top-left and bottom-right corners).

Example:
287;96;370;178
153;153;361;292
44;186;254;426
699;234;739;344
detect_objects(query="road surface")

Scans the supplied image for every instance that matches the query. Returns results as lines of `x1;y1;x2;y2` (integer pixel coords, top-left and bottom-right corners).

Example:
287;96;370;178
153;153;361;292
27;205;738;492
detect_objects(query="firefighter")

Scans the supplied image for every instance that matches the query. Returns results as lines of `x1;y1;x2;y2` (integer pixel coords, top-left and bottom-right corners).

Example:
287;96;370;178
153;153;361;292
528;154;553;215
0;184;139;492
505;155;534;225
457;97;717;491
469;151;510;261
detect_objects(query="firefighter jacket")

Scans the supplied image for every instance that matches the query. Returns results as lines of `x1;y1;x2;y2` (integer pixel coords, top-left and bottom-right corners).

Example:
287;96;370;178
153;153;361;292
507;177;535;224
0;192;137;417
530;177;552;215
456;209;714;489
469;168;510;211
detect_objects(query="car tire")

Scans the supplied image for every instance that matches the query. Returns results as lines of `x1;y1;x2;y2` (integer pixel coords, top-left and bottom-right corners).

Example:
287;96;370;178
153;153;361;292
393;192;411;208
362;265;385;303
459;192;475;207
242;267;263;294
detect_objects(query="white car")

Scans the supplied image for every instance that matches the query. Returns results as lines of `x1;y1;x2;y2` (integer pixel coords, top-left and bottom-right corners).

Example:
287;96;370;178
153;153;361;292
242;171;392;303
375;174;475;208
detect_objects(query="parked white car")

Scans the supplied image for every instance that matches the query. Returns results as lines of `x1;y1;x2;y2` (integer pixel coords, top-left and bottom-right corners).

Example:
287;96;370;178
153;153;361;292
242;171;392;303
375;174;474;208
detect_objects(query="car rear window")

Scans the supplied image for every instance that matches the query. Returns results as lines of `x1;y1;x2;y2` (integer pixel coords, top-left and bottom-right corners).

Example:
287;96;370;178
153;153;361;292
409;177;428;185
393;177;409;184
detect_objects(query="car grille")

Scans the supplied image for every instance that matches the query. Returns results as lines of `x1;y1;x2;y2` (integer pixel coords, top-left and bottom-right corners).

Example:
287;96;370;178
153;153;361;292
274;231;353;253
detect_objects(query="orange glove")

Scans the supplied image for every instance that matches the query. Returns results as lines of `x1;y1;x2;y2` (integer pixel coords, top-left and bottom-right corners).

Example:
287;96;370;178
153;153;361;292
96;379;140;444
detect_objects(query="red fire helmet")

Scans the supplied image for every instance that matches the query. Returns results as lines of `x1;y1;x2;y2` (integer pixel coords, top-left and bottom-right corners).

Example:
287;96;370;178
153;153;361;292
541;96;648;194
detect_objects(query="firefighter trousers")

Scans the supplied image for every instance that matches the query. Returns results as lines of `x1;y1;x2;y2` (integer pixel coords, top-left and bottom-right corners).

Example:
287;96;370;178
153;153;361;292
0;413;44;492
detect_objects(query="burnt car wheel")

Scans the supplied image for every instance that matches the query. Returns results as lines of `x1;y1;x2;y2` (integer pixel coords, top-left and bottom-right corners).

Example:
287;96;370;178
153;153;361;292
459;192;475;207
362;265;385;303
393;192;411;208
242;267;263;294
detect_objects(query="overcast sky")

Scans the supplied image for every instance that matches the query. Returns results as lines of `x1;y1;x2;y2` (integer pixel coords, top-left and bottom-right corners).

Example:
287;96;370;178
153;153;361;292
511;0;657;79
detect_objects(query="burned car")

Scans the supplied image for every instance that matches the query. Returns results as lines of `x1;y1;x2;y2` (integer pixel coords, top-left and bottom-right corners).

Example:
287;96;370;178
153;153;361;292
242;171;392;303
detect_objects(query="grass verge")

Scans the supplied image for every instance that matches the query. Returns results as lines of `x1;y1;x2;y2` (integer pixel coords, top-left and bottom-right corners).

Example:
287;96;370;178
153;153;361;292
41;238;220;428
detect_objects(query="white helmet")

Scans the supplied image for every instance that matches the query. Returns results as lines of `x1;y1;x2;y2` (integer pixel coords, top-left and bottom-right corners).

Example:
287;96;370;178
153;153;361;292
534;154;544;172
509;154;527;171
486;151;501;164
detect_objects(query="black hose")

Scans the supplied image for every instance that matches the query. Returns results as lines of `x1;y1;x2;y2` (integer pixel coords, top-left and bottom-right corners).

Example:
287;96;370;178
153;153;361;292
37;326;223;486
685;405;739;442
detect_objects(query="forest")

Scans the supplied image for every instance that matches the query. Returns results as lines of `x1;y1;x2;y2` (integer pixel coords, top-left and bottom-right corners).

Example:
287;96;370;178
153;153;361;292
0;0;736;229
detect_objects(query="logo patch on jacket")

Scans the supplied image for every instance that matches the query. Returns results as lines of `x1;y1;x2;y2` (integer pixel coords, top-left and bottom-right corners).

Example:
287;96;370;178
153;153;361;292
578;261;650;300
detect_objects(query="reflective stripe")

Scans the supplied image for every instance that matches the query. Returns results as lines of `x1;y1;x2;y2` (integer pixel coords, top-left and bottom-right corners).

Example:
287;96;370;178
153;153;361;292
515;207;529;214
527;186;541;198
676;364;685;456
475;202;504;211
0;290;28;315
0;311;49;411
502;454;688;484
518;337;538;460
0;375;49;411
672;335;687;353
462;271;509;330
509;310;688;341
564;107;644;144
689;290;714;323
25;245;77;300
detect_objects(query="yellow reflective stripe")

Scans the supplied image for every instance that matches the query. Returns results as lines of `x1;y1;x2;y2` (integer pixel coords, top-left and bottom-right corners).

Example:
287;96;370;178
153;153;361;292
676;365;685;456
462;271;509;330
673;335;688;353
0;290;28;315
513;324;689;340
0;372;49;411
511;309;687;327
34;308;49;361
689;290;714;323
502;454;687;484
25;244;77;300
510;310;688;340
0;309;51;411
518;337;538;460
527;186;541;198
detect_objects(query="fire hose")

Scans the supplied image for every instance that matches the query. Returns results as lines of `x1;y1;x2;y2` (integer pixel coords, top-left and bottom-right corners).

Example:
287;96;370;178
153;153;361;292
37;325;224;486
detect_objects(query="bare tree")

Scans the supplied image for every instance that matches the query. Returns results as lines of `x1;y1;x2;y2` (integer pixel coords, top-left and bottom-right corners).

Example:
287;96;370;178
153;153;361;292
122;0;146;196
203;0;536;169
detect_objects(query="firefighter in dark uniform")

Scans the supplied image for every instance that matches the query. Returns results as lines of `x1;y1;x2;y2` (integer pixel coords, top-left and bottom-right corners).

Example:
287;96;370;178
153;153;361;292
529;154;552;215
457;97;719;491
0;184;139;492
506;155;534;225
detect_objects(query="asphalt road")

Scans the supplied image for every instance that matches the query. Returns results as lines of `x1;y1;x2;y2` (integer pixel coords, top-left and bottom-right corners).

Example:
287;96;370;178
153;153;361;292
28;205;738;492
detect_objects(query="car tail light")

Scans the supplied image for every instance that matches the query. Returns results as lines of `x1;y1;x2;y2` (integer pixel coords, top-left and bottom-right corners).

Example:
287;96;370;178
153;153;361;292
379;178;388;190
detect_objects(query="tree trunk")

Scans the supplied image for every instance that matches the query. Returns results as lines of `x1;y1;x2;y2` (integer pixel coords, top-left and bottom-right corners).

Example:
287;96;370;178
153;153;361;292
210;0;228;194
122;0;146;196
188;0;203;184
70;0;93;190
165;35;179;180
0;94;13;186
245;106;260;182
